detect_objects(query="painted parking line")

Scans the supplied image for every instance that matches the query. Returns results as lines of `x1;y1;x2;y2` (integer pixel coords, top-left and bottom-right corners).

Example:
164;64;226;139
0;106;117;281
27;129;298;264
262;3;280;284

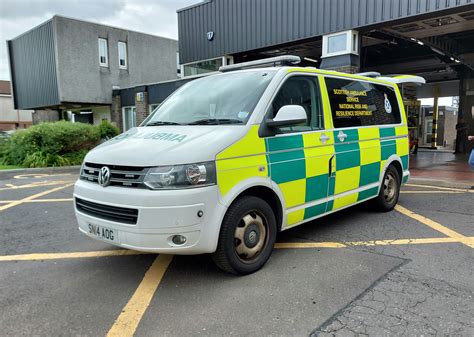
0;180;75;191
400;190;465;194
13;173;72;179
405;183;474;193
107;254;173;337
274;237;464;249
0;198;73;204
2;236;473;262
0;182;75;211
0;249;149;262
395;205;474;249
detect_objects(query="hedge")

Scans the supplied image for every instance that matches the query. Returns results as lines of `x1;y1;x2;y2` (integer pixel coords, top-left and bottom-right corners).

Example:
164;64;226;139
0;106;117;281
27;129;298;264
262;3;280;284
0;120;120;168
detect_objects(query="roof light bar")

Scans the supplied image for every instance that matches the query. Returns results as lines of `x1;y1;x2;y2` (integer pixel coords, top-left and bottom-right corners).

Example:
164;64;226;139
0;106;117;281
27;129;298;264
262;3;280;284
219;55;301;72
356;72;381;78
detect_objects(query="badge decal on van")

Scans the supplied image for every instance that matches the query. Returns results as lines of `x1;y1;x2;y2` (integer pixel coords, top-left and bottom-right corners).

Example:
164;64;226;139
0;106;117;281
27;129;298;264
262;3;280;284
112;131;187;143
384;93;392;114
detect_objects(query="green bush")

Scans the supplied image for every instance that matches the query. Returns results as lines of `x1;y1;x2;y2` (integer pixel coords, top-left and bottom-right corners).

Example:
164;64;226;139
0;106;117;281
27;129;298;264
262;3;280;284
0;121;109;168
97;120;120;140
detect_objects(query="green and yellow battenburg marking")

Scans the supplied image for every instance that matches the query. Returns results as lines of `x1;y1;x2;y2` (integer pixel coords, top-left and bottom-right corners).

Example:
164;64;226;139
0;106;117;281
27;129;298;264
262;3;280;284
215;69;409;230
216;125;268;196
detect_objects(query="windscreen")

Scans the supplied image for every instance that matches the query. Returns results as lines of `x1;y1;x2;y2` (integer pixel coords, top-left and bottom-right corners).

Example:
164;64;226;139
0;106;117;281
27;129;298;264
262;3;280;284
143;70;276;126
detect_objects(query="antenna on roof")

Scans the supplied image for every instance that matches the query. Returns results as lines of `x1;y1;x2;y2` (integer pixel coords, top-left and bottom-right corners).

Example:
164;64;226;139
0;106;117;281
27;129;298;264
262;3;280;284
219;55;301;72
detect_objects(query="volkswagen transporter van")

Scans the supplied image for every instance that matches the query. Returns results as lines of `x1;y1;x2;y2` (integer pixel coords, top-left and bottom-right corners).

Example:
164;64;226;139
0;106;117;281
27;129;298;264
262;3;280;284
74;56;425;274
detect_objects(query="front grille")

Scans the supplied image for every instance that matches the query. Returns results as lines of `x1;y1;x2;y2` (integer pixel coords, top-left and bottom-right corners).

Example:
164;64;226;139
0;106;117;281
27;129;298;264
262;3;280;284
80;162;149;188
75;197;138;224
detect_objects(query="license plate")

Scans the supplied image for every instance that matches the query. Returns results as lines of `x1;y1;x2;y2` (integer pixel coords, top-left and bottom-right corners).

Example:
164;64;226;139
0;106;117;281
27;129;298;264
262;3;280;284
88;224;118;243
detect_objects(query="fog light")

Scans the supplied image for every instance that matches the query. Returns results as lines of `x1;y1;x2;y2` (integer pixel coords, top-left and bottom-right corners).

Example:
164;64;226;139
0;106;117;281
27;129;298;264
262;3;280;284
172;235;187;245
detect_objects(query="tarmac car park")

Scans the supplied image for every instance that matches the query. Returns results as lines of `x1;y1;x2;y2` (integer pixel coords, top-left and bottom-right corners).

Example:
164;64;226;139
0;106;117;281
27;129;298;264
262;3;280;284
1;169;473;336
1;57;473;336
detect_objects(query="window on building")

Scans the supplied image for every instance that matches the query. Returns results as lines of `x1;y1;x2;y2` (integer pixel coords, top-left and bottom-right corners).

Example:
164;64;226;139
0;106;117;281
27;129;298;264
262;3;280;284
118;41;127;69
325;77;401;128
98;38;108;67
149;104;160;113
327;33;347;54
122;106;136;131
322;30;359;57
183;58;223;77
269;76;323;133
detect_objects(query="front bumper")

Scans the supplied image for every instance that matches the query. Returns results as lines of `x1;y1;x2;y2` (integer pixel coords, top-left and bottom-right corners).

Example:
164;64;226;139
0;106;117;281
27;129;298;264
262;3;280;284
74;179;227;254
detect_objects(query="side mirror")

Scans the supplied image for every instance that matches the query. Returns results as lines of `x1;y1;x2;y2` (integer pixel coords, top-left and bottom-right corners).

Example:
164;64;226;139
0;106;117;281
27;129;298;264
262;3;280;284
266;105;307;128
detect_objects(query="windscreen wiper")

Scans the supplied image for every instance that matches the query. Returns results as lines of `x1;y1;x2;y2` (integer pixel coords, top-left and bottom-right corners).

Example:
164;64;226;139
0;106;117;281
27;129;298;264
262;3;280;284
187;118;244;125
145;121;182;126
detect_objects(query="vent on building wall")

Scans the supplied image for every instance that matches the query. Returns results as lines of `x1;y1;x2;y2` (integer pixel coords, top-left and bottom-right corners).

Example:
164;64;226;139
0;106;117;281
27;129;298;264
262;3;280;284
423;17;458;27
459;11;474;21
391;23;425;33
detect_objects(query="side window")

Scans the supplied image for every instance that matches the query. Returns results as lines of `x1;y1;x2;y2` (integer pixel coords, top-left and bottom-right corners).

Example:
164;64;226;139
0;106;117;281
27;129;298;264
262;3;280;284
325;77;401;128
270;76;323;133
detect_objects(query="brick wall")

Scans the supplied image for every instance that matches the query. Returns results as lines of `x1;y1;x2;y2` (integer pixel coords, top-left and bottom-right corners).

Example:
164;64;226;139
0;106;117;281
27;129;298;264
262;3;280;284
443;109;458;150
111;94;122;131
324;65;360;74
135;91;149;126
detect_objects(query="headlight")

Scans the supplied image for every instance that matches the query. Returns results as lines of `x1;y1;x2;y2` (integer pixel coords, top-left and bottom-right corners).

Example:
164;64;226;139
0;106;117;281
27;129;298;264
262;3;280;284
143;161;216;190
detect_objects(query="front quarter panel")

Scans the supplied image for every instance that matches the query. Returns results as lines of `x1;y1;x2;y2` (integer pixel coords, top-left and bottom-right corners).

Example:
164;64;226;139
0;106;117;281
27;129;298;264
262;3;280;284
216;125;269;198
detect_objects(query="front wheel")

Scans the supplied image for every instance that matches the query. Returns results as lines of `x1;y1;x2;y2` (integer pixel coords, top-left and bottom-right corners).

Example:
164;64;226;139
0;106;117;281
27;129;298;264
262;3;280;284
374;165;401;212
212;196;277;275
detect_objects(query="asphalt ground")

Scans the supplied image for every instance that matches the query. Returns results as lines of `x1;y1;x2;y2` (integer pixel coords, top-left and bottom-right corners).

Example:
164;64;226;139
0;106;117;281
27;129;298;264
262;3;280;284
1;170;473;336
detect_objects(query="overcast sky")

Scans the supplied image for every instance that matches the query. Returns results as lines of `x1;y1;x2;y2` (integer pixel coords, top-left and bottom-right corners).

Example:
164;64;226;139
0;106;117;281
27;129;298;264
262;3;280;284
0;0;199;80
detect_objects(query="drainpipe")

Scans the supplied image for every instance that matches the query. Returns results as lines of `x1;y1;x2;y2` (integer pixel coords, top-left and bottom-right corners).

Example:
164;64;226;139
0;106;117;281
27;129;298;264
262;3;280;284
431;85;439;149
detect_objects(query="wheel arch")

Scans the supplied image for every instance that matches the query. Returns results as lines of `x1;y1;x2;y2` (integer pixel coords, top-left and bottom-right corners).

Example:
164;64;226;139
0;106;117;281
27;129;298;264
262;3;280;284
219;178;286;232
379;155;404;192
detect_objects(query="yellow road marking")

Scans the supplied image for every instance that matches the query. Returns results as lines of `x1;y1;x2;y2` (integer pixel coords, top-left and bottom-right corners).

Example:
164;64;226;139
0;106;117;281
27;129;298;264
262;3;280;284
14;173;72;179
275;242;346;248
107;255;173;337
0;182;75;211
2;237;472;262
405;183;473;193
400;190;464;194
0;198;73;204
274;237;466;249
347;237;461;246
0;180;74;191
395;205;474;248
0;249;149;262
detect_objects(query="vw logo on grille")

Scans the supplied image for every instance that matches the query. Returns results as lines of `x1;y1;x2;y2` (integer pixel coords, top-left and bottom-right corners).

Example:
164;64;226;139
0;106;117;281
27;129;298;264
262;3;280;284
97;166;111;187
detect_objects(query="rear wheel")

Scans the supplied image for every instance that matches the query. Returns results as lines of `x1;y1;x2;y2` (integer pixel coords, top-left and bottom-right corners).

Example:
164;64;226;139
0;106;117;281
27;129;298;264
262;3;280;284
374;165;401;212
212;196;277;275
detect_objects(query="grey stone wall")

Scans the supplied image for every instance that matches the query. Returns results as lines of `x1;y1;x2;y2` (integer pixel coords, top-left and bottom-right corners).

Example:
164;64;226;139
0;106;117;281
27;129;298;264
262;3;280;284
54;16;178;105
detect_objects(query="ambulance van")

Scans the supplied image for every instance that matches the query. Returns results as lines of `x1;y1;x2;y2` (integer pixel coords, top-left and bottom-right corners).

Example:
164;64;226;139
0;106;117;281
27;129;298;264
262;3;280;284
74;56;425;274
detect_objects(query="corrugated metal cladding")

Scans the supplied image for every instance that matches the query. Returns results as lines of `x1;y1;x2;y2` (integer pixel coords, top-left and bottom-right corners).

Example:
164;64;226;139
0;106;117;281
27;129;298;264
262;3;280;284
178;0;473;64
8;20;59;110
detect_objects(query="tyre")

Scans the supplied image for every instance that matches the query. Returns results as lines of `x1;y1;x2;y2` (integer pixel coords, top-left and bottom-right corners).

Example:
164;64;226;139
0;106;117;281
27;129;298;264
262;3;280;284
374;164;401;212
212;196;277;275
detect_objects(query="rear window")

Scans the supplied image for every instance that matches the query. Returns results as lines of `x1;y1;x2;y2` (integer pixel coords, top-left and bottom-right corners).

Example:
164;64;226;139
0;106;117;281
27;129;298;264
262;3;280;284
325;77;401;128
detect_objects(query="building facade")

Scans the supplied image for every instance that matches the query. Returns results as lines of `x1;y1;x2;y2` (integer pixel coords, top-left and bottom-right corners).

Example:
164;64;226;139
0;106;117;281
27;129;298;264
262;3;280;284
0;80;32;131
8;16;179;129
175;0;474;151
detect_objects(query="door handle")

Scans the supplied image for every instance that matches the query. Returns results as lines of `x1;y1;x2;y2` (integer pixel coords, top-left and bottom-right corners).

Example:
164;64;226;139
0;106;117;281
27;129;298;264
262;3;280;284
319;133;330;144
337;130;348;142
328;154;336;177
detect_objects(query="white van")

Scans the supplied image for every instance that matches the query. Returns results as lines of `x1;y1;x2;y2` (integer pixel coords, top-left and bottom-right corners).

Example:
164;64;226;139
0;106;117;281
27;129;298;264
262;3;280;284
74;56;424;274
